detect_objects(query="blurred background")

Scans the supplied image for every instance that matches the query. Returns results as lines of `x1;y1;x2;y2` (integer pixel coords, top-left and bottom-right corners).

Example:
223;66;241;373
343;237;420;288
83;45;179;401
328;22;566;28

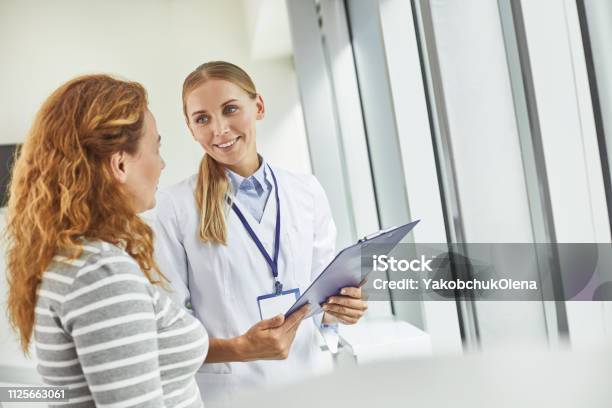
1;0;611;405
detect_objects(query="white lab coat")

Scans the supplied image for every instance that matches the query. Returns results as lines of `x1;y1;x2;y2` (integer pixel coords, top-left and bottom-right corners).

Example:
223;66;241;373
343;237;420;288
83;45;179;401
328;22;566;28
153;165;337;407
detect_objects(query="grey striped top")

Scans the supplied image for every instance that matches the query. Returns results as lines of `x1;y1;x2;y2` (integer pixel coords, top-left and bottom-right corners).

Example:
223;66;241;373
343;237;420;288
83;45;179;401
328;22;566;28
34;240;208;407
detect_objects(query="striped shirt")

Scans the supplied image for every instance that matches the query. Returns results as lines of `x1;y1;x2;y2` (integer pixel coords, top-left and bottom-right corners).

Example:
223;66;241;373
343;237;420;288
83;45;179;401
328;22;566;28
34;240;208;407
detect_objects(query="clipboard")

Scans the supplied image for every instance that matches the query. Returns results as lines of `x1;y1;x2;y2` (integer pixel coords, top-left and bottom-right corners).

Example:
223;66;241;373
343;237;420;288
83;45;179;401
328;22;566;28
285;220;420;318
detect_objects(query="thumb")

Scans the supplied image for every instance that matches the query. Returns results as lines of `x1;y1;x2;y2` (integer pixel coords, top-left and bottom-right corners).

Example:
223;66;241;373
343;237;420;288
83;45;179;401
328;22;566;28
283;304;310;332
254;314;285;330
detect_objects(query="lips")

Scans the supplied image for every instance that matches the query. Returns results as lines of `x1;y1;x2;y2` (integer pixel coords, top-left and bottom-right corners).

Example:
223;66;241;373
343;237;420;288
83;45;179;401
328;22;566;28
214;136;240;149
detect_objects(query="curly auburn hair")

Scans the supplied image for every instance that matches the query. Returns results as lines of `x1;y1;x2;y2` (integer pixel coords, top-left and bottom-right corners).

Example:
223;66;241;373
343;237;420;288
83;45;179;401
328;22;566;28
5;74;165;353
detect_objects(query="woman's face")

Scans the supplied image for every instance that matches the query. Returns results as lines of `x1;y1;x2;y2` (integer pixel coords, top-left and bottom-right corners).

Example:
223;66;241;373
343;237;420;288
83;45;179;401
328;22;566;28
185;79;264;169
122;110;165;213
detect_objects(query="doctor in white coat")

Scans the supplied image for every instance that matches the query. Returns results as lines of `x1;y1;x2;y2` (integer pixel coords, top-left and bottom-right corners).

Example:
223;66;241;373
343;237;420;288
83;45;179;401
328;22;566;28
154;61;368;406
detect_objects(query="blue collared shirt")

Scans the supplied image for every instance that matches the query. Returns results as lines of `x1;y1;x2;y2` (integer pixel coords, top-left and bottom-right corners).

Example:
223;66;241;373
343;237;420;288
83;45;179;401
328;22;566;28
226;158;272;223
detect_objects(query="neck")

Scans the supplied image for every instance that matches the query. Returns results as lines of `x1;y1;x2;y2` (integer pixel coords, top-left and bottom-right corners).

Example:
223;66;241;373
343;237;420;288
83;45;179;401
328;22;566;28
226;154;260;177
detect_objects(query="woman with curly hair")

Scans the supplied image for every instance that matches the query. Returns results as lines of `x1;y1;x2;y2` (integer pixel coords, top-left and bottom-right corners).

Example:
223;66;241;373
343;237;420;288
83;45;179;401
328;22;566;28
5;74;207;407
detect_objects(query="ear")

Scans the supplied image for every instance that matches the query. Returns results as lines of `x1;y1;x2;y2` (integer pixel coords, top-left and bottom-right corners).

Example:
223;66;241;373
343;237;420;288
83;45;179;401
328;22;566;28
255;94;265;120
109;151;128;184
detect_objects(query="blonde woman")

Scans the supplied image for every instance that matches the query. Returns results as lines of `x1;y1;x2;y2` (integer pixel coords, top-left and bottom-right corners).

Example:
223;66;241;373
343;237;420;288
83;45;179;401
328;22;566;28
6;75;207;407
154;61;368;406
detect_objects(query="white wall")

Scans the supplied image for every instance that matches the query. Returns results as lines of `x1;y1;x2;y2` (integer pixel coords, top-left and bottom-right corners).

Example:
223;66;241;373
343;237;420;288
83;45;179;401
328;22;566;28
241;0;293;60
0;0;310;371
0;0;311;188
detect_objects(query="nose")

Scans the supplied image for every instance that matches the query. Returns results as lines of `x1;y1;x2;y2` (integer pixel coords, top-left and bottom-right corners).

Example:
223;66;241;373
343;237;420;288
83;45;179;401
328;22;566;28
161;156;166;170
213;116;230;138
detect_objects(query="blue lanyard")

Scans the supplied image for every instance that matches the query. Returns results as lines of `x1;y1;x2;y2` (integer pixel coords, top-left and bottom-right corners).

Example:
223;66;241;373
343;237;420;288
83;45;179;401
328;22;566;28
230;166;283;295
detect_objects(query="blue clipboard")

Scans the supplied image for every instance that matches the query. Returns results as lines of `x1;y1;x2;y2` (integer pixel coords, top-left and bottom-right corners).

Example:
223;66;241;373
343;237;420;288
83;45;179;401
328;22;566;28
285;220;420;318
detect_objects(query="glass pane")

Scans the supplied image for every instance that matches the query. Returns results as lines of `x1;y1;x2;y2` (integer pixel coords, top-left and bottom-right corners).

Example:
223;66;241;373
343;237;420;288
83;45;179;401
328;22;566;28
423;0;551;349
580;0;612;232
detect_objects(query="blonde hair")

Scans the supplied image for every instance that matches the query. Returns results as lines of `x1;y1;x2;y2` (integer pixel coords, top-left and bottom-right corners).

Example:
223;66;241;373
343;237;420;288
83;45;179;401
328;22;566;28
182;61;257;244
5;74;166;353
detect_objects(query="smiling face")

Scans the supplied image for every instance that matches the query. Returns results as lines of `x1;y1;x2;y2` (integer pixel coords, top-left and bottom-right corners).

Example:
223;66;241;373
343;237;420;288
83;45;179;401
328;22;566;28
185;79;264;175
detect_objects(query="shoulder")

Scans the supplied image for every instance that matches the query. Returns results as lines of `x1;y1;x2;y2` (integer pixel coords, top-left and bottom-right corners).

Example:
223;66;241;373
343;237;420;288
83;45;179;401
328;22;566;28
161;174;198;197
155;174;198;220
54;241;162;334
65;240;144;285
268;165;322;196
156;174;198;208
74;240;143;279
64;241;152;307
268;165;331;223
44;240;135;279
40;240;147;304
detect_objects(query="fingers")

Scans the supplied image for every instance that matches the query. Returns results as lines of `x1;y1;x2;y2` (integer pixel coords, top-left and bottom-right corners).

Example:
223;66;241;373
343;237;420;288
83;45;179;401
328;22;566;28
325;296;368;312
255;314;285;330
325;310;359;325
338;286;362;299
282;304;310;332
322;302;366;319
322;291;368;325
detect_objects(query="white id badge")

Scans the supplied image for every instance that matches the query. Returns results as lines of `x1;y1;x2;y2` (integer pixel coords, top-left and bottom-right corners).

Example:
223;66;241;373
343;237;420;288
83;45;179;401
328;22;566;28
257;288;300;320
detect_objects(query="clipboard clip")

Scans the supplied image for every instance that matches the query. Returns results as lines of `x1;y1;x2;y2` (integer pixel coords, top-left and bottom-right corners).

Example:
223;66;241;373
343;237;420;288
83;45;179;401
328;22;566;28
358;226;397;243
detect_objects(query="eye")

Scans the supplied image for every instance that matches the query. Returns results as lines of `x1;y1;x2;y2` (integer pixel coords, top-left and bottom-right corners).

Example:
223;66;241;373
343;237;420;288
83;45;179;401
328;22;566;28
223;105;238;114
195;115;209;125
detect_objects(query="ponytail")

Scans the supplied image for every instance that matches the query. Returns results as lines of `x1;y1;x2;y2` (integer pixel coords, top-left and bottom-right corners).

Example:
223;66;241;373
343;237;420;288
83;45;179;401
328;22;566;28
195;154;230;244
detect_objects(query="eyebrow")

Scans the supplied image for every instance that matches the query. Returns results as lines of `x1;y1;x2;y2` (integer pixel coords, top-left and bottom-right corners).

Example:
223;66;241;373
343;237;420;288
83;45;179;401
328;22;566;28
190;99;239;118
221;99;238;107
158;134;161;142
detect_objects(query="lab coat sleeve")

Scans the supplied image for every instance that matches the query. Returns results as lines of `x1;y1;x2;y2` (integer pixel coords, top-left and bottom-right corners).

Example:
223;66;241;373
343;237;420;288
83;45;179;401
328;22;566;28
309;176;339;350
153;190;194;315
